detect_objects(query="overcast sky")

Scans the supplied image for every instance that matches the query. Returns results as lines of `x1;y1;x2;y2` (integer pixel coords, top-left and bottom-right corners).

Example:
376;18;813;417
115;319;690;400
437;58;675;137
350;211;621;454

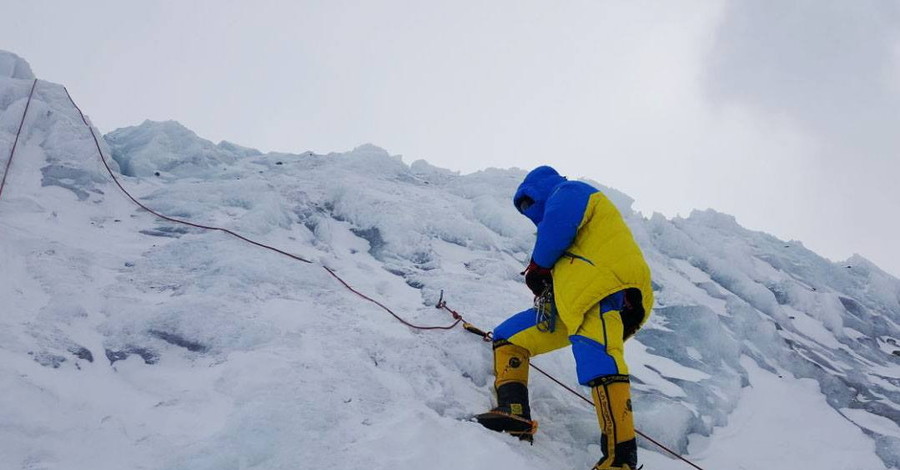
4;0;899;277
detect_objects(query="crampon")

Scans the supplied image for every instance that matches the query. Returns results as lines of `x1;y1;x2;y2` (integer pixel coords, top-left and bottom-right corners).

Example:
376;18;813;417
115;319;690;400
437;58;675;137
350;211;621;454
474;409;538;443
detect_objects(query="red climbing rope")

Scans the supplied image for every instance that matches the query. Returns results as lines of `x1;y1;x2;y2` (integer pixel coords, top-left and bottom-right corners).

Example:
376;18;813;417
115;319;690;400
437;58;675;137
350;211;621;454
324;266;461;331
61;84;461;332
437;296;708;470
0;78;38;201
536;362;706;470
62;86;315;266
55;83;704;470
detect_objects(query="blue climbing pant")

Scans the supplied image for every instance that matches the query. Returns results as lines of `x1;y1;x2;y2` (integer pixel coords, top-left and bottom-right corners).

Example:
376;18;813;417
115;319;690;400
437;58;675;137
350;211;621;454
493;290;630;386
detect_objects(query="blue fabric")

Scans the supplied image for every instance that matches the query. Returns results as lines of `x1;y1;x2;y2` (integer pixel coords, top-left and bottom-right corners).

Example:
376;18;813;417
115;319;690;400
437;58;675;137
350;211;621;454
599;290;626;314
532;182;595;268
570;335;619;385
493;308;540;341
572;291;628;384
513;166;567;226
514;166;599;268
495;291;630;384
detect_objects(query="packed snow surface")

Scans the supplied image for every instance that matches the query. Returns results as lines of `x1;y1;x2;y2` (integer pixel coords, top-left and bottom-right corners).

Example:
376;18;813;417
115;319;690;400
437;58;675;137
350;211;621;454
2;52;899;470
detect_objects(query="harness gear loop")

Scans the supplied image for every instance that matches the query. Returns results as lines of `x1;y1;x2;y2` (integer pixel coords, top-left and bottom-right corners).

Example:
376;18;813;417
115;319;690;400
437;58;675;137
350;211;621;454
534;286;557;333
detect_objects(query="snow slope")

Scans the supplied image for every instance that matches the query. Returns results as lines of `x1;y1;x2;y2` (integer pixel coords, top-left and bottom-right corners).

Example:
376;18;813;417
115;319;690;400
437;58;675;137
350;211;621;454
2;51;899;470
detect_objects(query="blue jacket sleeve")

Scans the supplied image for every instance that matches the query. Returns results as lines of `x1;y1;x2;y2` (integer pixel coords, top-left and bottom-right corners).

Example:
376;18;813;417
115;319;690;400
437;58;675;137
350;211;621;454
531;182;594;268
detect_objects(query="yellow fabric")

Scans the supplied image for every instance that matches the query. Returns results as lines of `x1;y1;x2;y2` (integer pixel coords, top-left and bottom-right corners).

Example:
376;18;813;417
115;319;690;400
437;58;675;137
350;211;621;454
505;309;629;375
592;379;636;468
551;191;653;335
592;464;635;470
591;309;628;375
504;320;570;357
493;342;530;388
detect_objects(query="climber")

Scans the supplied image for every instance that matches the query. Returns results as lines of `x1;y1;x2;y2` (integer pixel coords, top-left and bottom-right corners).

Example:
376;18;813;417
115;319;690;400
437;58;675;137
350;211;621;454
476;166;654;470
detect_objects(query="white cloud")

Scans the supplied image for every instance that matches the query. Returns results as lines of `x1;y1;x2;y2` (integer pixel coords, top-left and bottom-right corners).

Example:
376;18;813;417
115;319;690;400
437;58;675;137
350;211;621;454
2;0;898;276
703;0;900;275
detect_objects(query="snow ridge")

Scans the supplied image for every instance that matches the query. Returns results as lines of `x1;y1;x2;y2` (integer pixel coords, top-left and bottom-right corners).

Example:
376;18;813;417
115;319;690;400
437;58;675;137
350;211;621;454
2;52;899;470
0;51;35;80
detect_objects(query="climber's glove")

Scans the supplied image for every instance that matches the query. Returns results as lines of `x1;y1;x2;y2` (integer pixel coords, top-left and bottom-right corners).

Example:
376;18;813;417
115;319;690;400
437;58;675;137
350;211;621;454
522;259;552;297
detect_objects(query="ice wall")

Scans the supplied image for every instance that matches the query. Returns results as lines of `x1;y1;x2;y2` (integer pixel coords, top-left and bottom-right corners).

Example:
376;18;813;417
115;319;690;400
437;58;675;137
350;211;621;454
2;48;898;469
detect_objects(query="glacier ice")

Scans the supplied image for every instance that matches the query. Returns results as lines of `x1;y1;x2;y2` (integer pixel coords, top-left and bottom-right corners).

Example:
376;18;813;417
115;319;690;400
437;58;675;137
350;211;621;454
0;50;34;80
1;50;899;470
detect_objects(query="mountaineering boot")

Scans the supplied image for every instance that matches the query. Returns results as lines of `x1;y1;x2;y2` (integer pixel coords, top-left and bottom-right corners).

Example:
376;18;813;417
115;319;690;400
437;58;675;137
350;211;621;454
475;382;536;440
590;375;638;470
475;341;537;441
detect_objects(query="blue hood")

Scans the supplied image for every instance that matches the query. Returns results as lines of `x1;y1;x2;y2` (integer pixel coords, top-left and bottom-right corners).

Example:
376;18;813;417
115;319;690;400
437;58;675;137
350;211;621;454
513;166;567;225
